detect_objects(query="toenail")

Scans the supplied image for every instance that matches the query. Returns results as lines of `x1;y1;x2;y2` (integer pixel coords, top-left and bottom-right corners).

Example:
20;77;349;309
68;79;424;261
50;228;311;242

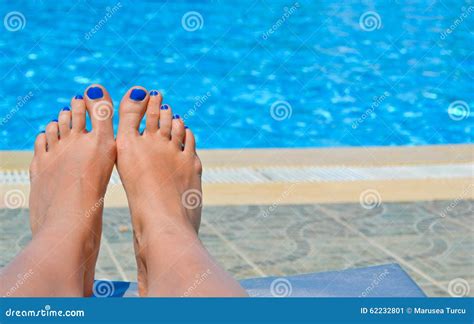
51;119;58;122
62;106;70;111
130;88;147;101
40;130;45;134
74;94;83;100
87;87;104;100
150;90;159;96
185;126;189;129
172;114;180;119
161;104;169;110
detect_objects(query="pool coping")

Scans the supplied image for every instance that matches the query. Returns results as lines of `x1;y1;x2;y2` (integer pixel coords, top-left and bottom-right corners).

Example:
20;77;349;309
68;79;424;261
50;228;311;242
1;144;473;206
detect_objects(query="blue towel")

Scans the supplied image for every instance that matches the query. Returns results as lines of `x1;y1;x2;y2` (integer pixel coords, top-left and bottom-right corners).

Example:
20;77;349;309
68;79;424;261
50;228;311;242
92;263;425;297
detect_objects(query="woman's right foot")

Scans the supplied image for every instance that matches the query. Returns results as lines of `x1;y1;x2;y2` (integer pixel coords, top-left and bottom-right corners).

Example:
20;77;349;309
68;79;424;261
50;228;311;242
115;86;203;296
26;84;116;296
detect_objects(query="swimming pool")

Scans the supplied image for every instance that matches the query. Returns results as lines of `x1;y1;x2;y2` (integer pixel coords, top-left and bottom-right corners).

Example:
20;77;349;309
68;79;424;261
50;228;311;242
0;0;472;150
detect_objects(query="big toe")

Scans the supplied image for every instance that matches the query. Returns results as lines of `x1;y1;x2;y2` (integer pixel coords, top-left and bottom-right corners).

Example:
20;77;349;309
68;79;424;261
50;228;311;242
84;84;114;137
118;86;149;136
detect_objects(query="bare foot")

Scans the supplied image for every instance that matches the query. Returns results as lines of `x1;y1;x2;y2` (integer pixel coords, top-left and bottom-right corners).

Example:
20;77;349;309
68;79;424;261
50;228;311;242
116;86;246;297
116;87;202;296
28;84;116;296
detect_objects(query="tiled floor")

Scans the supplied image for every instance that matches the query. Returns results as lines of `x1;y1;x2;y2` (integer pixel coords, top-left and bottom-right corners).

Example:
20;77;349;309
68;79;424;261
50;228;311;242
1;200;472;297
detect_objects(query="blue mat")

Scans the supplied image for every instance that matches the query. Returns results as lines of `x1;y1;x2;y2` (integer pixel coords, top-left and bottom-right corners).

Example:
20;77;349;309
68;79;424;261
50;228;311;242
93;263;425;297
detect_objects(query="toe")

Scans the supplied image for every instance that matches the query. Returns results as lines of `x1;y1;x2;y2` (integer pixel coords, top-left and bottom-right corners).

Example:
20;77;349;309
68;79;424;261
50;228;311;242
145;90;162;133
58;106;71;138
158;103;172;139
84;84;114;136
118;86;149;136
45;120;59;150
71;94;86;132
171;114;185;148
183;127;197;154
34;131;47;156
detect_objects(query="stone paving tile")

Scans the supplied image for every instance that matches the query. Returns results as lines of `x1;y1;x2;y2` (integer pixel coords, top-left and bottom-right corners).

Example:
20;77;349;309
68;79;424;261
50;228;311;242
1;200;472;297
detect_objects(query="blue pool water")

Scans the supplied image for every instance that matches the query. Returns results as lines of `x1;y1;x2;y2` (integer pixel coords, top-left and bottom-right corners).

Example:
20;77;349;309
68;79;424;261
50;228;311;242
0;0;472;150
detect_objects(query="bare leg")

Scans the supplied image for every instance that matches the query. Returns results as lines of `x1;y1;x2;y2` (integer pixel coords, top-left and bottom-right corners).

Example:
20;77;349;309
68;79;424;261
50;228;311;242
0;85;116;297
116;86;247;297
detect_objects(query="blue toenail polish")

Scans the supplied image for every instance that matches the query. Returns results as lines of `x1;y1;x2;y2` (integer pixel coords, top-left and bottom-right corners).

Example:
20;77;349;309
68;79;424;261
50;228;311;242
150;90;159;96
130;88;147;101
74;94;83;100
40;130;45;134
52;119;58;122
161;104;169;110
87;87;103;99
185;126;189;129
62;107;70;111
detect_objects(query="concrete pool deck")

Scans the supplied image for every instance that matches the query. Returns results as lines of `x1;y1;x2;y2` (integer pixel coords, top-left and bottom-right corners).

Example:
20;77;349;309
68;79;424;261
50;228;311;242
1;144;472;206
1;145;473;297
